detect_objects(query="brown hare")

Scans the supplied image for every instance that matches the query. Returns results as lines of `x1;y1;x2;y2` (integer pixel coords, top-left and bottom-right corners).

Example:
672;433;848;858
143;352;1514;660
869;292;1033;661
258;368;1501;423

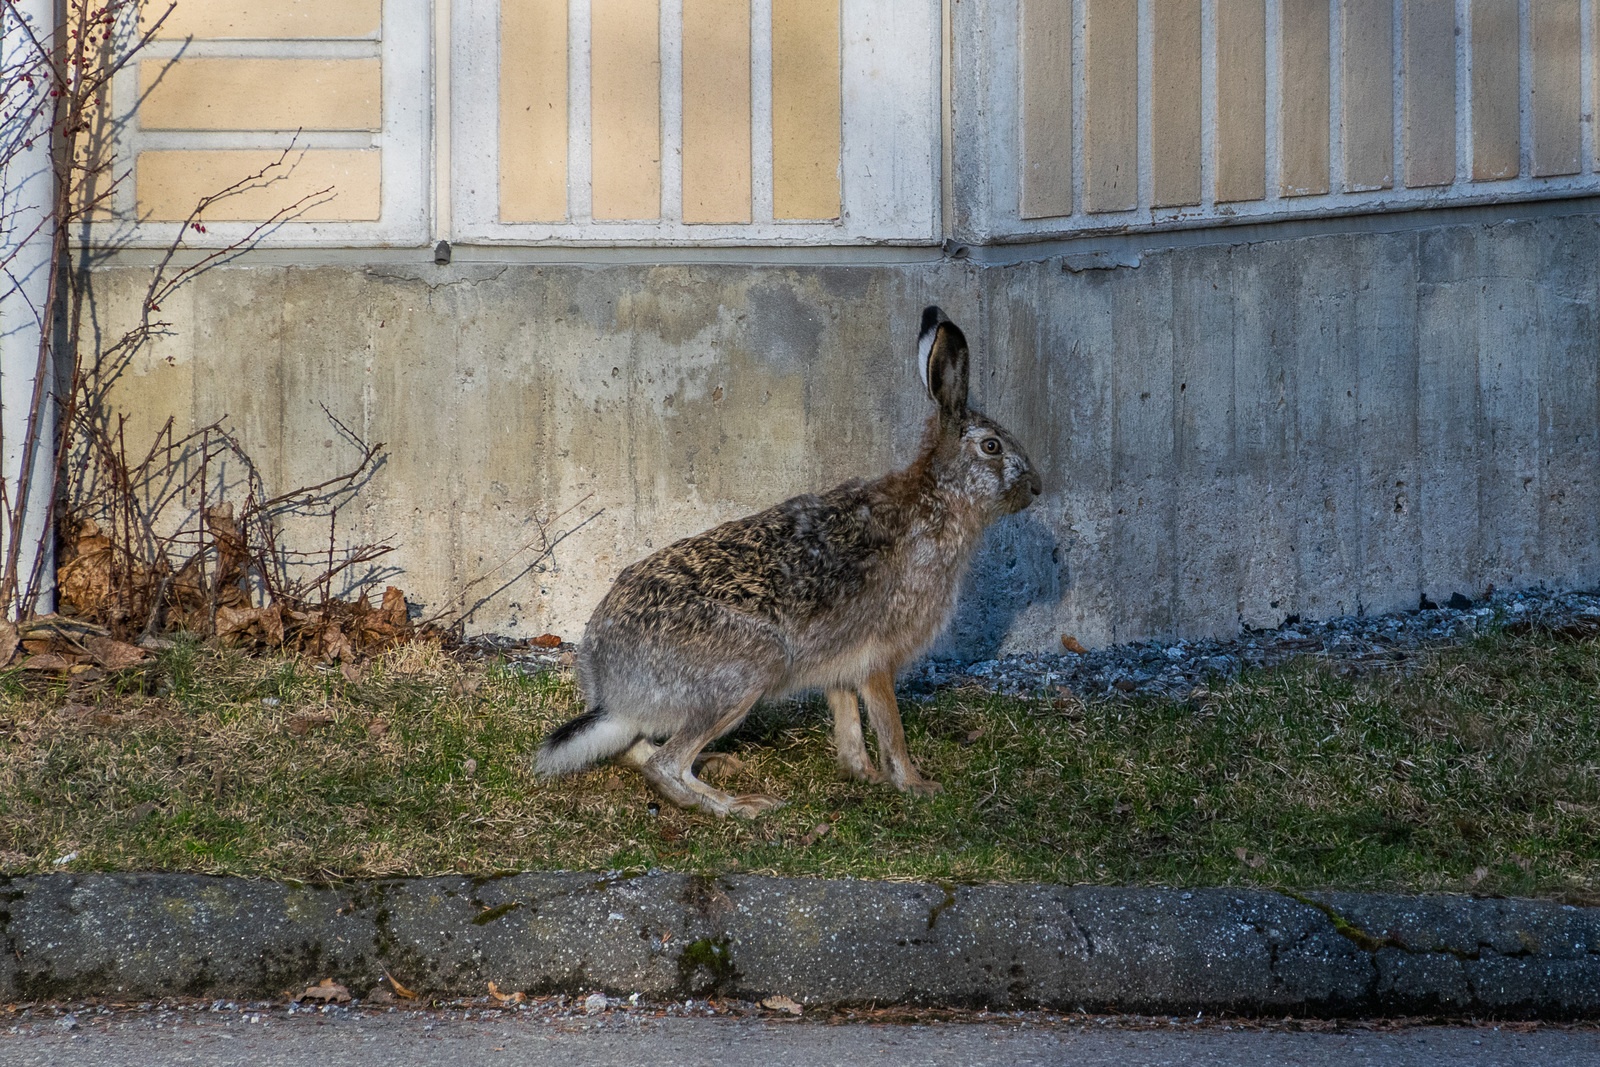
535;307;1041;817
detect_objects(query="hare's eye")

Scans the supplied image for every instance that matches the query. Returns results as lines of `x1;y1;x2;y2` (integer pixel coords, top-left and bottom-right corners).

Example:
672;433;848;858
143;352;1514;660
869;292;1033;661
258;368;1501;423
981;437;1002;455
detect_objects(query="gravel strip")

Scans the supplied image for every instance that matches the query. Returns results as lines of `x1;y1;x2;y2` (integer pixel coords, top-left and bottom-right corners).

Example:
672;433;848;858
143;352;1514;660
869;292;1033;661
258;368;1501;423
483;587;1600;702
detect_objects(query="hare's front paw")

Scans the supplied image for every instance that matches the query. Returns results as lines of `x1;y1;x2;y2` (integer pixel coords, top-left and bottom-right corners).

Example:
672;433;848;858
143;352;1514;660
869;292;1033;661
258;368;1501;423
837;756;887;785
899;775;943;797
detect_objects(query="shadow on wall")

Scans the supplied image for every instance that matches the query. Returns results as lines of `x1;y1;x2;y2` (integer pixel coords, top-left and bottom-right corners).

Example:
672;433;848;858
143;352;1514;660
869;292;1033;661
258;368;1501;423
936;510;1065;661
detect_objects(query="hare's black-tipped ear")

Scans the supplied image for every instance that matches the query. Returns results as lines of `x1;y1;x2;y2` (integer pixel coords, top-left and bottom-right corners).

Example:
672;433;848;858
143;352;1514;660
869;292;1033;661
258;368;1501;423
918;305;969;418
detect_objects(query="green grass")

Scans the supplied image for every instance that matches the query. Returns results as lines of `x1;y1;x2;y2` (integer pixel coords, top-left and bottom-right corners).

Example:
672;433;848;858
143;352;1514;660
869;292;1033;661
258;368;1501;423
1;626;1598;899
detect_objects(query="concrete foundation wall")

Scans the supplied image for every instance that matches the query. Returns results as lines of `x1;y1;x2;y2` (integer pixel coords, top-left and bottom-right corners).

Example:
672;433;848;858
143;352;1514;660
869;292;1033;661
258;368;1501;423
96;206;1600;656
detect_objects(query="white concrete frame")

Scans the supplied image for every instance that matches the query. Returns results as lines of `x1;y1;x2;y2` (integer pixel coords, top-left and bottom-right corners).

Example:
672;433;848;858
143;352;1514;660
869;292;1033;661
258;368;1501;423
451;0;942;246
84;0;433;249
957;0;1600;245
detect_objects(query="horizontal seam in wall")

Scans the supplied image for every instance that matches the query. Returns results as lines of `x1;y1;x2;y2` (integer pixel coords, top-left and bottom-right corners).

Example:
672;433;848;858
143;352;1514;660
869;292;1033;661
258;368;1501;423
82;192;1600;271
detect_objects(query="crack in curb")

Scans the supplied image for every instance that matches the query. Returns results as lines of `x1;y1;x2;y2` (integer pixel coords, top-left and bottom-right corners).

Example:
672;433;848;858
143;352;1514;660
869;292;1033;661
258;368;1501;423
1277;890;1483;961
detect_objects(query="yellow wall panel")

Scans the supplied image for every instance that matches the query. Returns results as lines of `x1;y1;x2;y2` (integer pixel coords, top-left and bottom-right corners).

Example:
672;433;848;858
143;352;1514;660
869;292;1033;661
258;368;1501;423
1151;0;1201;208
591;0;662;220
1279;0;1330;197
1342;0;1393;190
1530;0;1581;176
1402;0;1456;187
683;0;753;224
1216;0;1266;202
149;0;381;39
1470;0;1519;181
1083;0;1137;213
137;150;382;222
139;59;381;132
500;0;569;222
772;0;841;220
1020;0;1074;218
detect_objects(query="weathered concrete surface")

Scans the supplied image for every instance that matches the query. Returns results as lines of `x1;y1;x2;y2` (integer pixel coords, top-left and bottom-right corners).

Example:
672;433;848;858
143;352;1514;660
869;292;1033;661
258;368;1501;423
90;207;1600;653
3;873;1599;1017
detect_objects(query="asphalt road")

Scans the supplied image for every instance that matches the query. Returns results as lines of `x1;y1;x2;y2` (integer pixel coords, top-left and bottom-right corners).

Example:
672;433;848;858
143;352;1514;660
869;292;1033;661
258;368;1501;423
3;1007;1599;1067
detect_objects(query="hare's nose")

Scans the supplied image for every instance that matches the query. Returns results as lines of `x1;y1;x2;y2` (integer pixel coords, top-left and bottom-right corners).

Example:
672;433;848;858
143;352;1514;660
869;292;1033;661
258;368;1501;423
1028;472;1042;496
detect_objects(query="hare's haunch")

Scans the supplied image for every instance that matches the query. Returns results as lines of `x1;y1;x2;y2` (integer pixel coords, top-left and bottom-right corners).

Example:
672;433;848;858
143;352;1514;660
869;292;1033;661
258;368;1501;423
536;307;1041;818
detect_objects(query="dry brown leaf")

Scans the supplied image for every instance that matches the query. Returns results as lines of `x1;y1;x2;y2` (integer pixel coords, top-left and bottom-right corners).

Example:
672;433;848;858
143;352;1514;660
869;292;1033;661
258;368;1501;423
60;703;120;727
383;970;419;1000
530;633;562;649
21;653;79;672
0;619;18;667
215;603;286;648
366;718;390;739
761;995;803;1016
296;978;351;1005
487;981;527;1005
82;634;150;670
340;660;362;683
204;503;249;574
55;520;139;621
287;710;336;736
1233;846;1267;869
1060;634;1088;654
380;585;409;627
799;823;833;847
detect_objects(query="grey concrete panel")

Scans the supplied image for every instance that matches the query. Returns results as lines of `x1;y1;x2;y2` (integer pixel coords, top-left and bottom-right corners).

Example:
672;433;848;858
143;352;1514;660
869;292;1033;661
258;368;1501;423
92;212;1600;654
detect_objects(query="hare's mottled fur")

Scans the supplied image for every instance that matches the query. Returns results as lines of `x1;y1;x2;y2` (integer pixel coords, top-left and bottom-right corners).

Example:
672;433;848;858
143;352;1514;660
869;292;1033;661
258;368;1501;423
536;307;1041;817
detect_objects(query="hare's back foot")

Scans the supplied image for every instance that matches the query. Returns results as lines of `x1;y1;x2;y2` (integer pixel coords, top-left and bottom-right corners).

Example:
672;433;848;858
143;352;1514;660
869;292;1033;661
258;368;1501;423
639;759;785;818
727;793;785;818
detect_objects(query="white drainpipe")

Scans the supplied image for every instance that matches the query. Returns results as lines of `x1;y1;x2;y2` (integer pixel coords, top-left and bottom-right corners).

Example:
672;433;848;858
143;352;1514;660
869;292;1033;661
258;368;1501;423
0;0;57;617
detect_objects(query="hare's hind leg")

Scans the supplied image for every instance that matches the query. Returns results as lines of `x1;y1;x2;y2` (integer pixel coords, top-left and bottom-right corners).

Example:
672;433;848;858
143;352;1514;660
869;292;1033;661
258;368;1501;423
861;671;942;796
639;692;784;819
827;688;885;783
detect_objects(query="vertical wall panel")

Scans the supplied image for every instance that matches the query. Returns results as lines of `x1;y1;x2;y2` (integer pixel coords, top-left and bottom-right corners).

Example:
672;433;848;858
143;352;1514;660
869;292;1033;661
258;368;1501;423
1530;0;1581;176
1470;0;1519;181
1280;0;1331;196
1402;0;1456;186
682;0;753;223
1083;0;1138;212
772;0;841;219
1216;0;1266;202
1341;0;1393;189
1020;0;1074;218
591;0;662;220
500;0;568;222
1151;0;1202;207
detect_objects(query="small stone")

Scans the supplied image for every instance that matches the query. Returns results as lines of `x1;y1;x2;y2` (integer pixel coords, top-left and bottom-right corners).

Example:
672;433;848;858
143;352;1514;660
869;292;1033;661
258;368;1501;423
584;993;608;1015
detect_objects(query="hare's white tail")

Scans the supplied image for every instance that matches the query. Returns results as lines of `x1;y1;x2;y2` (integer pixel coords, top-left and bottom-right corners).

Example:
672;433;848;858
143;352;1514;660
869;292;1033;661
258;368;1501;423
534;706;635;776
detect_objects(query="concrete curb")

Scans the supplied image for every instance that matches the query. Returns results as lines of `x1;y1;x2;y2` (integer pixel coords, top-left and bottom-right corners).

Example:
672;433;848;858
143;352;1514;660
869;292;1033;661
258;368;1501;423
2;873;1597;1018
